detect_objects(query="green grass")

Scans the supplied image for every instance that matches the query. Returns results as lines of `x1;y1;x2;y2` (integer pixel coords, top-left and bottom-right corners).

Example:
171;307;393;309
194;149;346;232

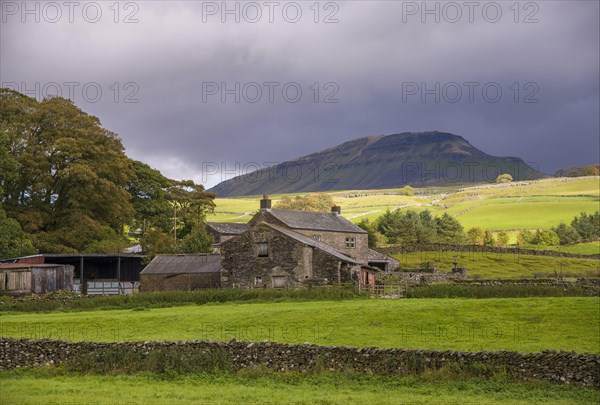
404;283;599;299
524;241;600;255
1;298;598;353
454;201;599;230
393;251;599;279
2;368;598;405
442;177;600;202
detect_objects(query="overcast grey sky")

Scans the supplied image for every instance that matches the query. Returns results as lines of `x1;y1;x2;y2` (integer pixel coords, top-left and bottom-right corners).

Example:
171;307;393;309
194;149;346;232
2;1;598;188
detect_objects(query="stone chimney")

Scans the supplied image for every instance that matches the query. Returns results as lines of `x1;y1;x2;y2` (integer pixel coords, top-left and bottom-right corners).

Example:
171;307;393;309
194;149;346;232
260;195;272;211
331;206;341;215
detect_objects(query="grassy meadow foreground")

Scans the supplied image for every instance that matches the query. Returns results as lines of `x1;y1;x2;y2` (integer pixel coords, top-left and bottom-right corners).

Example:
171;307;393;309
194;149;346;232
1;368;598;405
2;298;598;353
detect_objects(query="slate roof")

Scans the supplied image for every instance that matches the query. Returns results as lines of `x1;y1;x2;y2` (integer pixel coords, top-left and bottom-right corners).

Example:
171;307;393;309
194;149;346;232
368;248;394;262
264;223;360;264
206;222;250;235
266;210;367;234
140;254;221;275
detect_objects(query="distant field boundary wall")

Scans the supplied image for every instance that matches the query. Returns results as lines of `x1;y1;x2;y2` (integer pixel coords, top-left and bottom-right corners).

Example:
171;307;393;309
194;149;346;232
1;338;598;388
380;243;600;260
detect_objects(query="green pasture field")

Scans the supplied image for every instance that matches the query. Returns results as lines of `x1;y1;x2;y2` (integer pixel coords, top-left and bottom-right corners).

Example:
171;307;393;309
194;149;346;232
1;298;598;353
206;177;600;231
392;251;599;279
453;200;599;230
526;240;600;255
1;368;598;405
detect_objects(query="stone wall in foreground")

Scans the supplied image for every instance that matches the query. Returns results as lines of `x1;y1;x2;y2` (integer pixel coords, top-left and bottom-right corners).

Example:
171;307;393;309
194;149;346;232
1;338;598;388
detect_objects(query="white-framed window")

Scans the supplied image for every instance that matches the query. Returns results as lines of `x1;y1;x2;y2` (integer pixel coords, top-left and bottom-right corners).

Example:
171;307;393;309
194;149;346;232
254;276;262;285
345;237;356;248
256;242;269;257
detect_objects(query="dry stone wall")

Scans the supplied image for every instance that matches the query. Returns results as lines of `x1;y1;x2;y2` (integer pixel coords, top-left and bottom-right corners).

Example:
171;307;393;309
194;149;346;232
380;243;600;260
1;338;598;388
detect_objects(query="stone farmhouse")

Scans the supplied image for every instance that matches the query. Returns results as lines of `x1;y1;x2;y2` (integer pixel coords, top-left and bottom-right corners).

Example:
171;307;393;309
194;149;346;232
142;196;398;291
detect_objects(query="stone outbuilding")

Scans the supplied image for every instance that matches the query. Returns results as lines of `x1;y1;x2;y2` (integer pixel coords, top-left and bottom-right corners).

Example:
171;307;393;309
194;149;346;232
367;249;400;271
140;254;221;292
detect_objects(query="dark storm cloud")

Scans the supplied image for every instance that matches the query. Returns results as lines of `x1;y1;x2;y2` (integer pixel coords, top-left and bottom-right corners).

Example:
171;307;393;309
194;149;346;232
1;1;598;187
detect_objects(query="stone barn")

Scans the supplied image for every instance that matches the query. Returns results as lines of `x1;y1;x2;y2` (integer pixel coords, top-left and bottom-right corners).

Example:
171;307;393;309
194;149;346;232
214;196;399;289
221;222;362;288
0;263;74;296
140;254;221;292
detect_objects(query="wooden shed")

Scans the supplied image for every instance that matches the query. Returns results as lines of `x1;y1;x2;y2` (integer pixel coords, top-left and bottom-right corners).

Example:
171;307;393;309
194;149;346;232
140;254;221;292
0;263;74;296
6;254;146;295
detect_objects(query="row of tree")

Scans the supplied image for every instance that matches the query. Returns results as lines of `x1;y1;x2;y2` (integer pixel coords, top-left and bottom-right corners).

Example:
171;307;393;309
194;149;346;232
554;165;599;178
357;209;465;247
517;211;600;247
357;207;599;249
0;89;215;259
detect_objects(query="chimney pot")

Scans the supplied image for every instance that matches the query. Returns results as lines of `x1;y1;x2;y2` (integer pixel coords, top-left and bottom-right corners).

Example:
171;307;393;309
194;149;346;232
260;195;272;211
331;206;341;215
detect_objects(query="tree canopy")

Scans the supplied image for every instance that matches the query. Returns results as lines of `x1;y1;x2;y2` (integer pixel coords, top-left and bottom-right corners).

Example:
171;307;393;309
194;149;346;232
275;193;335;212
369;209;464;246
0;89;215;257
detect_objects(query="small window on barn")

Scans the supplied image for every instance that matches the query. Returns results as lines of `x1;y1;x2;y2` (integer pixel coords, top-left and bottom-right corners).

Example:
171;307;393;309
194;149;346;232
256;242;269;257
312;234;321;241
345;237;356;248
255;276;262;285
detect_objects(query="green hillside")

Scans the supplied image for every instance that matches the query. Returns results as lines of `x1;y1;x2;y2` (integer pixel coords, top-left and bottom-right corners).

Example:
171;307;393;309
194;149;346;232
207;177;600;239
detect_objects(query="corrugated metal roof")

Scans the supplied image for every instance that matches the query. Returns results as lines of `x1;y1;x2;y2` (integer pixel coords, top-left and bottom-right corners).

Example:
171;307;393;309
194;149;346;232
140;254;221;275
264;224;360;264
0;263;66;269
0;253;145;262
267;210;367;234
206;222;250;234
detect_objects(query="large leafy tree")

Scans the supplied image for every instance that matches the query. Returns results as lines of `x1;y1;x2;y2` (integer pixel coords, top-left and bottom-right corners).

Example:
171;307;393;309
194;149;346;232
1;89;216;255
127;160;174;233
0;204;37;258
0;89;132;252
